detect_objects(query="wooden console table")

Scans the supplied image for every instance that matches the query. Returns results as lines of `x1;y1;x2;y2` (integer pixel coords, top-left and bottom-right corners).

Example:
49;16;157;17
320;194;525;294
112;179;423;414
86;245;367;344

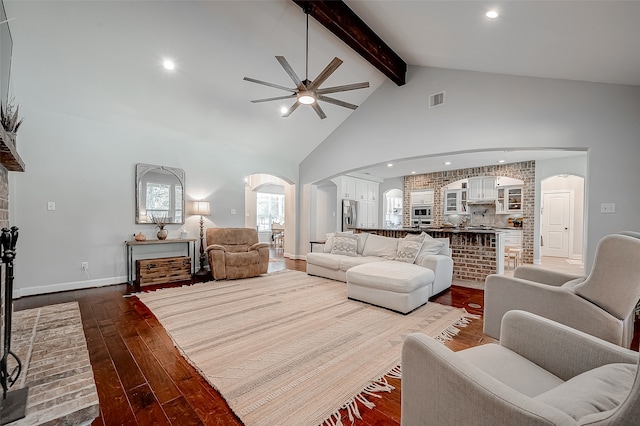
125;238;196;285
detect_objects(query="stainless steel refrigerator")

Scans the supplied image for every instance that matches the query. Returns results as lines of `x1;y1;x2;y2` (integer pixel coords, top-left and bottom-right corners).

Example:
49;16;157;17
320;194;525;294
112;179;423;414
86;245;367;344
342;199;357;231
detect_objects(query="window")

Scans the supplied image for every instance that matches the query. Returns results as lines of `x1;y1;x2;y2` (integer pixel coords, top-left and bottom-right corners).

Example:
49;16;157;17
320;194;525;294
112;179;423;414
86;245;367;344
145;182;183;223
256;192;284;231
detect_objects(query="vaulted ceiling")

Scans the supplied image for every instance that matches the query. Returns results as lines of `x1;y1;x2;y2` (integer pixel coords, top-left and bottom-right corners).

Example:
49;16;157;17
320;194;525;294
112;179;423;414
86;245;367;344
5;1;640;178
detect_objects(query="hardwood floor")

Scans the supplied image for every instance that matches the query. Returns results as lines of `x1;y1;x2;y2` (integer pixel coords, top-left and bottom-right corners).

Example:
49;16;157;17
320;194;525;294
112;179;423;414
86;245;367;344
12;248;638;425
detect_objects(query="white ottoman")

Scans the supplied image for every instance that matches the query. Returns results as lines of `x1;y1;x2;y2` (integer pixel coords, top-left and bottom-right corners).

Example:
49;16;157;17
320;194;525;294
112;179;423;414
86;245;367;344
346;261;435;314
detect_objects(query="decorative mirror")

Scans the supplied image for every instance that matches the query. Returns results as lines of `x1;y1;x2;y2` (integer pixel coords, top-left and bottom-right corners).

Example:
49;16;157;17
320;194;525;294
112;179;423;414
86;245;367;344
135;163;185;224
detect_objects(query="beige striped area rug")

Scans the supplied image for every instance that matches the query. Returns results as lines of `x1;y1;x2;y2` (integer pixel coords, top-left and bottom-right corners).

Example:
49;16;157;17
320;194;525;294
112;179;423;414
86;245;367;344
136;270;475;426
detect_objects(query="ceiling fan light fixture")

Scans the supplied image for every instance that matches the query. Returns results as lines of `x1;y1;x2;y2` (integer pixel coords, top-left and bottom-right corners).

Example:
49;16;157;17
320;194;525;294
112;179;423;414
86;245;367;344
298;91;316;104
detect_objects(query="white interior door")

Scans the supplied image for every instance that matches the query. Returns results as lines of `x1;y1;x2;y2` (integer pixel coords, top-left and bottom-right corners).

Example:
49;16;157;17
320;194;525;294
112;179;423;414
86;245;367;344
542;191;571;257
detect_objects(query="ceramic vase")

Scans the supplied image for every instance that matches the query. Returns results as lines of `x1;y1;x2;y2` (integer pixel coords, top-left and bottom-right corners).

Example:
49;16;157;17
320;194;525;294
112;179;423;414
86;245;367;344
157;226;168;240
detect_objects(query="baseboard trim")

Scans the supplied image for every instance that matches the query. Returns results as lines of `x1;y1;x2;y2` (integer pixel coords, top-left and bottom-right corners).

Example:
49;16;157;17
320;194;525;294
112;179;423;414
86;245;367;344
284;253;306;260
14;275;127;299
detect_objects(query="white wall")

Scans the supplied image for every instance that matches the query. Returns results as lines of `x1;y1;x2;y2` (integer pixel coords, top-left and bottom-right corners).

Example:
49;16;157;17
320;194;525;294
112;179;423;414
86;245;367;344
299;66;640;271
10;109;298;296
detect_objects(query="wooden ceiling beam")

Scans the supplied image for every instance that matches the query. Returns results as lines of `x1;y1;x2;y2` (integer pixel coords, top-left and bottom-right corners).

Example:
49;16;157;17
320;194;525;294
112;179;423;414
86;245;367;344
292;0;406;86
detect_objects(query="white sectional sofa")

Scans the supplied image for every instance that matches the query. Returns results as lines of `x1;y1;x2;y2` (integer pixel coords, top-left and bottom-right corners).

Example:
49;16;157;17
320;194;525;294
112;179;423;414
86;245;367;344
306;232;453;297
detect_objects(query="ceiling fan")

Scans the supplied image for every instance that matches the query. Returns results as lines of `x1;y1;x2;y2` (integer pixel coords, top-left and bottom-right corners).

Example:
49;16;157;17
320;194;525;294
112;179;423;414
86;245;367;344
243;7;370;119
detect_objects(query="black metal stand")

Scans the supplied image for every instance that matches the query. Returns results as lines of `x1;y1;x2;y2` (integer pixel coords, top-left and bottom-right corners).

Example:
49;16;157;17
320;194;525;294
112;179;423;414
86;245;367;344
0;226;27;425
195;215;208;276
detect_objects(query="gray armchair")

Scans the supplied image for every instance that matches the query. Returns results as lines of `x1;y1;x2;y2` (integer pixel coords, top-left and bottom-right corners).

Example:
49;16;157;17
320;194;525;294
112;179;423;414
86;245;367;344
484;233;640;348
401;310;640;426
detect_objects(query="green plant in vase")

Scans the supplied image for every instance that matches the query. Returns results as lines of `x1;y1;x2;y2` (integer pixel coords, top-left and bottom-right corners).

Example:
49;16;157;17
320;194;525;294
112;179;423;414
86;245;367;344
0;98;24;143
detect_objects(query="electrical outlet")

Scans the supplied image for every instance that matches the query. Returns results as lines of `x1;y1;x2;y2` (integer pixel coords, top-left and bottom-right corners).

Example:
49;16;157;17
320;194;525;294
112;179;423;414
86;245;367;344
600;203;616;214
47;201;56;211
81;262;89;271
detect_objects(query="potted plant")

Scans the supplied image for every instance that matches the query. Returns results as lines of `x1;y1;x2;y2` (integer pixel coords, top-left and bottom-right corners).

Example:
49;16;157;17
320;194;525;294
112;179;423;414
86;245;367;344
0;98;23;142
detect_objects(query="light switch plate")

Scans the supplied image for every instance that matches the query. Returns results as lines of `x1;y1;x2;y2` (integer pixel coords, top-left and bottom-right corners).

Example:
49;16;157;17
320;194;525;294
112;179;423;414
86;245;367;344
230;209;237;215
600;203;616;213
47;201;56;211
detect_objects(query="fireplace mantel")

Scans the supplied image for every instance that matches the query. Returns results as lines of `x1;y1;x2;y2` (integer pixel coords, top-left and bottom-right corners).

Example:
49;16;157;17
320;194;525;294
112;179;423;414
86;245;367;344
0;126;24;172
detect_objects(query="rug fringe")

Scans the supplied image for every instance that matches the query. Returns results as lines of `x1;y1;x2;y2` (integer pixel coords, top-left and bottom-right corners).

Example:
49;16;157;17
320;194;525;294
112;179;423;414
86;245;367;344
319;368;399;426
319;309;479;425
435;310;479;343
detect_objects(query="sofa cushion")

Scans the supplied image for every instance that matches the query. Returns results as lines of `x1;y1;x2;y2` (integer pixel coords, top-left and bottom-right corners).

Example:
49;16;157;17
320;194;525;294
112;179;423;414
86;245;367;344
331;233;358;256
414;234;446;265
458;343;564;397
534;363;636;421
355;233;369;254
306;252;342;269
362;234;399;259
339;255;385;272
395;233;426;263
346;261;434;293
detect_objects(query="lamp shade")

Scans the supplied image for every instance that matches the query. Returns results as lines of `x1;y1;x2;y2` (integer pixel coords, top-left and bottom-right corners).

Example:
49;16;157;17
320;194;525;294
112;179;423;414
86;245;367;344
190;200;211;216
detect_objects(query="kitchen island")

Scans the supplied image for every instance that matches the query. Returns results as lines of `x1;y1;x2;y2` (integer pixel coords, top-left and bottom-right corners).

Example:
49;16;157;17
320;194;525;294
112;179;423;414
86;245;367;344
354;227;510;282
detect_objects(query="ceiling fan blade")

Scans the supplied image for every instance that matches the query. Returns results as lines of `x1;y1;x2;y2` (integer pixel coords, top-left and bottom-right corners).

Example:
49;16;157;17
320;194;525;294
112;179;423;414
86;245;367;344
318;95;358;110
282;101;301;118
251;94;297;103
308;57;343;90
316;82;370;95
243;77;295;93
311;102;327;119
276;56;305;90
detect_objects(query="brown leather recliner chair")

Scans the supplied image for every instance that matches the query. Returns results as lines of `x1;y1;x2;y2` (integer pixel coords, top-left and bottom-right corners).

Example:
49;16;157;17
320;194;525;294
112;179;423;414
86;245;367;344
205;228;270;280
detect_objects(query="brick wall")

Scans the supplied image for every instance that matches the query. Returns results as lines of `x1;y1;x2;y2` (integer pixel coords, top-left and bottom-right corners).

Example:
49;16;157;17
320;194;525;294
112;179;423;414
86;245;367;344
403;161;535;267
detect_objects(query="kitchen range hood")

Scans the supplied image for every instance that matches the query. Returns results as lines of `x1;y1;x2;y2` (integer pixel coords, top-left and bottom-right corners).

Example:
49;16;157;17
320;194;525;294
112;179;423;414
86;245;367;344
467;199;497;205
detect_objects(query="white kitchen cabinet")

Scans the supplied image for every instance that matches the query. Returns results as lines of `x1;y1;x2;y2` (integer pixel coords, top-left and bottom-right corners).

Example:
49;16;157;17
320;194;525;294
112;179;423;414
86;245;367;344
357;200;379;228
444;189;467;214
410;189;434;205
355;179;368;201
367;181;379;202
355;180;379;202
502;229;523;247
333;176;357;199
468;177;497;200
497;186;523;213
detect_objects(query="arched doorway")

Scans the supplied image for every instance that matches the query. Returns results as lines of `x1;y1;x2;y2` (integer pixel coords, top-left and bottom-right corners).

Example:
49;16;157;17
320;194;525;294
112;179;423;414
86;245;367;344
383;188;403;227
244;173;295;254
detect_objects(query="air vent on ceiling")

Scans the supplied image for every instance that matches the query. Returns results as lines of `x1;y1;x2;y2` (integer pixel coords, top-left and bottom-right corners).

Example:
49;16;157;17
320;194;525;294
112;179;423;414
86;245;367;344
429;91;445;108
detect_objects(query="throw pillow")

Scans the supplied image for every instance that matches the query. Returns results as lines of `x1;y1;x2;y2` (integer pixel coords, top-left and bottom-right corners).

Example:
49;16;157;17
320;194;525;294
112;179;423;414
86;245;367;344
323;233;335;253
395;233;426;263
361;234;399;259
330;233;358;257
414;233;446;265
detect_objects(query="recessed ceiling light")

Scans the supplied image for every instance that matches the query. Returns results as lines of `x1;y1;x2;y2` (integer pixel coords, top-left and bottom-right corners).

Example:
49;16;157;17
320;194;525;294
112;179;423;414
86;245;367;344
411;171;416;174
486;10;499;19
387;163;393;167
280;106;288;114
162;59;176;71
444;161;451;165
498;159;505;163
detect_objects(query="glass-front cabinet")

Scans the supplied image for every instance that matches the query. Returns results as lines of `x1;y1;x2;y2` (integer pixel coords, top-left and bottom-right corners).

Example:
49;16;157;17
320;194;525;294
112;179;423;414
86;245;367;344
497;186;523;213
444;189;467;214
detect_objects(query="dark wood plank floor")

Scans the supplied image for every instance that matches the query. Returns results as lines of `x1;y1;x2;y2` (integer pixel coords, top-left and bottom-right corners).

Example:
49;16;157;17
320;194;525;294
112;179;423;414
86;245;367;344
12;248;639;425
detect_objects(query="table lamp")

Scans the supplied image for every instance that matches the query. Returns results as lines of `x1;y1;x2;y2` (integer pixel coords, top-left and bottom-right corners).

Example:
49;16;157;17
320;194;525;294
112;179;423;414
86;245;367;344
190;200;211;276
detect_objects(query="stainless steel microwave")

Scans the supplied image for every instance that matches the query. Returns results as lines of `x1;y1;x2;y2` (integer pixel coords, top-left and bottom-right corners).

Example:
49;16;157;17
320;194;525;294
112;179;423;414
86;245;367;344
412;205;433;219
